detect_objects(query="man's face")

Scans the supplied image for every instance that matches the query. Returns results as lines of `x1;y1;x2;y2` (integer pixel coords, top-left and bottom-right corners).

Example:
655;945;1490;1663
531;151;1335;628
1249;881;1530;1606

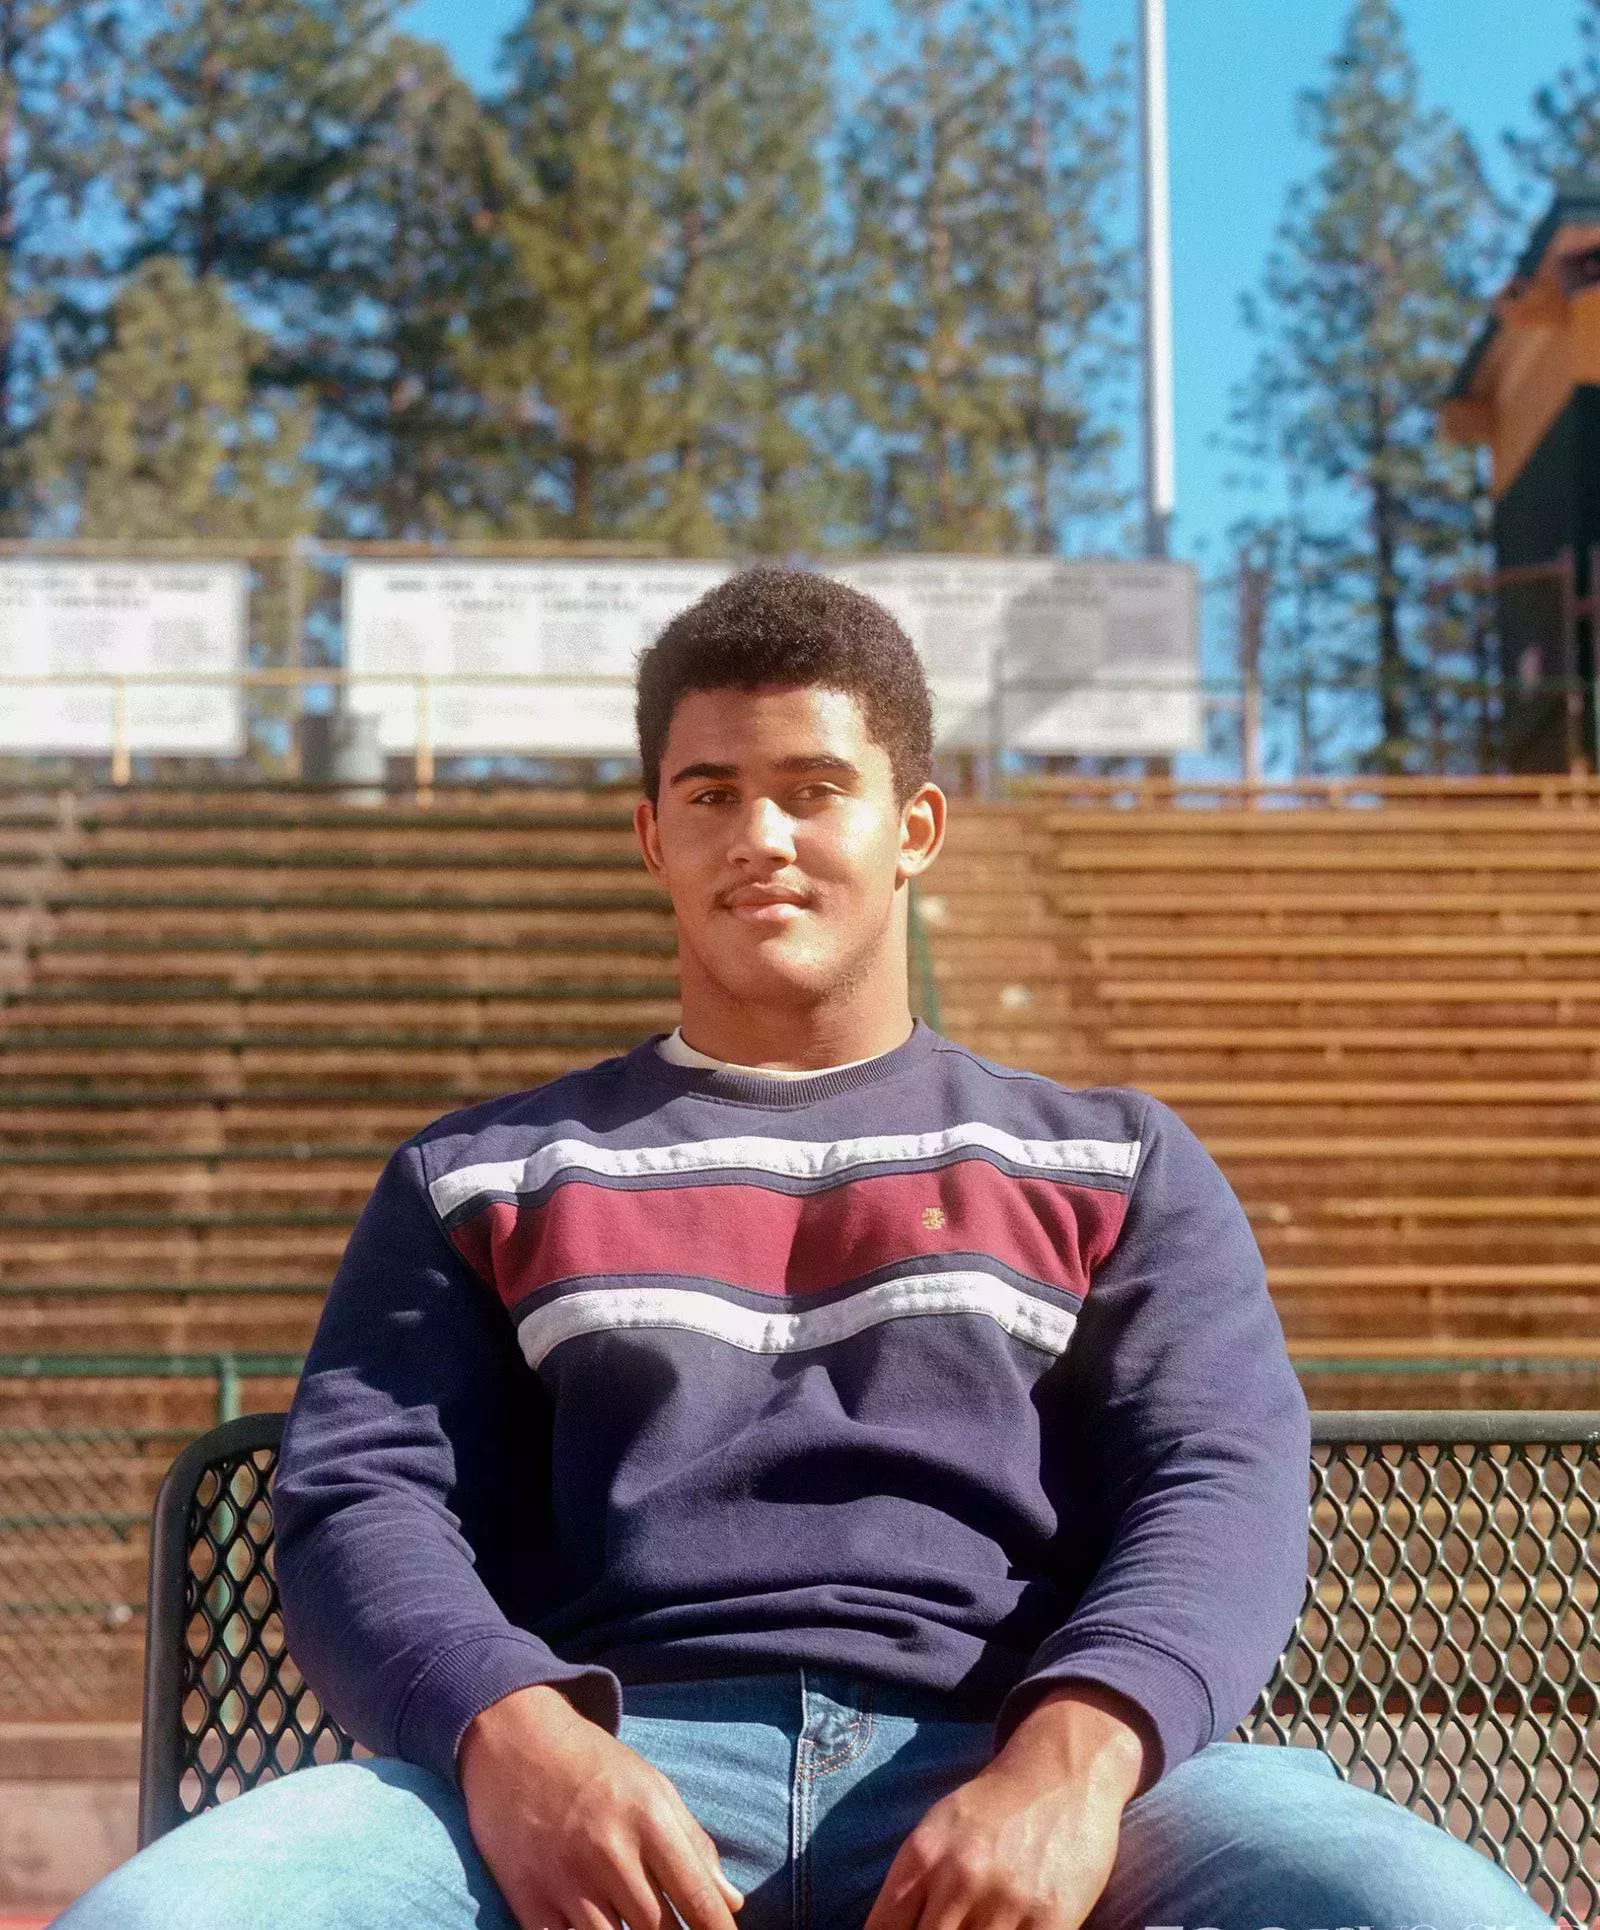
634;683;943;1011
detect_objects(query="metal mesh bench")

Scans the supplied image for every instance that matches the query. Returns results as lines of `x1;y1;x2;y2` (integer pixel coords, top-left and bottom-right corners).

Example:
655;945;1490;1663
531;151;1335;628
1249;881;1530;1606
139;1410;1600;1920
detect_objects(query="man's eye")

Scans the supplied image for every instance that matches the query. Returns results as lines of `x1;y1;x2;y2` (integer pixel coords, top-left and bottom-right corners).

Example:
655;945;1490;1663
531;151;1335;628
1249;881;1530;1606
690;788;733;805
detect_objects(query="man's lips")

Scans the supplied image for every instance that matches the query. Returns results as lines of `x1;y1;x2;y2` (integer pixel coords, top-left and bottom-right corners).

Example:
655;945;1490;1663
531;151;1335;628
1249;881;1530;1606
721;885;810;919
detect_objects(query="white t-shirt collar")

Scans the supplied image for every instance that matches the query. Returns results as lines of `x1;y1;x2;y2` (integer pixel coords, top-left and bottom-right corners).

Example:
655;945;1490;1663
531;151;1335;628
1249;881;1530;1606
655;1027;891;1081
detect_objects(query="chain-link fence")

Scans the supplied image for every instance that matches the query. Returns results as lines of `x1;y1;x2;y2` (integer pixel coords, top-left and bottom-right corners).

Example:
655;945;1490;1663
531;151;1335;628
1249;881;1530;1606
0;1425;192;1720
0;1356;303;1720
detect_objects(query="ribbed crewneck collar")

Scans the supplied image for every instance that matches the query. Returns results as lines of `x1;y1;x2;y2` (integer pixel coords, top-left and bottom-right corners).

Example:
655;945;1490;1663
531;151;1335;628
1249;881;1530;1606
628;1018;937;1109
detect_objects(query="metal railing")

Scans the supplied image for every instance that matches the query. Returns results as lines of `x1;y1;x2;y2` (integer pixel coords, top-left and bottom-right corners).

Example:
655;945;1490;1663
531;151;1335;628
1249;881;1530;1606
5;1343;1595;1399
6;682;1600;805
1008;771;1600;808
0;1358;303;1719
0;1353;305;1425
2;530;1594;789
0;665;1295;793
1293;1348;1600;1381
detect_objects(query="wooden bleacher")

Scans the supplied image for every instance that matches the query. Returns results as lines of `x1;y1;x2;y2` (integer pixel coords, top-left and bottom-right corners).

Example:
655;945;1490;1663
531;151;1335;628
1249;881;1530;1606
5;772;1599;1731
0;785;676;1404
8;775;1595;1419
925;777;1600;1410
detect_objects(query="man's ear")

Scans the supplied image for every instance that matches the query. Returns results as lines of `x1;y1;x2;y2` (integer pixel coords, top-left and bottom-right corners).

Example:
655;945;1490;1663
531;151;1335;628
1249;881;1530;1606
896;782;946;884
634;795;667;884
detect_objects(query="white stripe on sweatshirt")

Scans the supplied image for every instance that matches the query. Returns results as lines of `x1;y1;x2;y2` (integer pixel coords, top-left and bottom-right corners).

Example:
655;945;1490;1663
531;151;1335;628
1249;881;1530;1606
430;1124;1141;1219
515;1269;1080;1368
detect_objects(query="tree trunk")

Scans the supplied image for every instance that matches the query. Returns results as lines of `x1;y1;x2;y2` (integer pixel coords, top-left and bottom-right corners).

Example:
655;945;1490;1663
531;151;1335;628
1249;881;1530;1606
0;0;20;525
1372;488;1408;766
1025;9;1051;554
196;4;224;279
922;23;955;540
1370;390;1407;768
571;443;594;539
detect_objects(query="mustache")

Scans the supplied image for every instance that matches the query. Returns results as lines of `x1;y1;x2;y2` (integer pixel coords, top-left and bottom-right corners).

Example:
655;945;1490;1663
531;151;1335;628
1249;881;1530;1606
717;881;813;907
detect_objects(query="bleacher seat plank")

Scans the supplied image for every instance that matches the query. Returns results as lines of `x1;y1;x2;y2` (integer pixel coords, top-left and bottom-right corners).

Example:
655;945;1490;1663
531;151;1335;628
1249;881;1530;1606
1100;979;1600;1004
1299;1195;1600;1220
1;1299;325;1353
1049;846;1600;873
1107;1023;1600;1048
1084;933;1600;954
1054;887;1600;915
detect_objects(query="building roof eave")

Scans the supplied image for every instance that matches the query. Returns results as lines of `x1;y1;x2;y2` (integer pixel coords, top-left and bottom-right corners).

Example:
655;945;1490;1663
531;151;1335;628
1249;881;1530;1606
1445;188;1600;406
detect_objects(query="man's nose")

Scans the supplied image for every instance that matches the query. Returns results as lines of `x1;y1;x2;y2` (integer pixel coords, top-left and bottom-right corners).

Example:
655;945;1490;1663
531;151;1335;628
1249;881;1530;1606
729;796;797;864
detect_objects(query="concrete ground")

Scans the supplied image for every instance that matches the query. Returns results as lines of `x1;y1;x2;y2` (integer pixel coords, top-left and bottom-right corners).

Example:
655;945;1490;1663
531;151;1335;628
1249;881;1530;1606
0;1726;139;1918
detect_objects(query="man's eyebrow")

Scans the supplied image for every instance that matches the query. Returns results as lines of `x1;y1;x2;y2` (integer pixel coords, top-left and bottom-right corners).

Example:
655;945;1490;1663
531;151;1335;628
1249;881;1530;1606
666;754;862;787
668;761;739;786
780;754;860;775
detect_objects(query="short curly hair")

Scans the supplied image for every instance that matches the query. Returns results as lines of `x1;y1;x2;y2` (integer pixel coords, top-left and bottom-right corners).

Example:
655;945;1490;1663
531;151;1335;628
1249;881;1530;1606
635;567;933;805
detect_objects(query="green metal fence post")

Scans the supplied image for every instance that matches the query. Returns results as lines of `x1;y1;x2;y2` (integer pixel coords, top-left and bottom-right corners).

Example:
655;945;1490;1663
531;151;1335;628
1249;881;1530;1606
908;882;944;1033
216;1355;242;1426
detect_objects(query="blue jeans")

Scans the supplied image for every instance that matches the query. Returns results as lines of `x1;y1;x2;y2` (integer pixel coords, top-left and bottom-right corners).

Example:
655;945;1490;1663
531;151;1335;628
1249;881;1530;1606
59;1671;1556;1930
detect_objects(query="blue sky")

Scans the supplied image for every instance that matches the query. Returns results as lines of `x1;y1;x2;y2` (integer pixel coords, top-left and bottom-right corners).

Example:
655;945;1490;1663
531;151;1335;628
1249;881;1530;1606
398;0;1581;569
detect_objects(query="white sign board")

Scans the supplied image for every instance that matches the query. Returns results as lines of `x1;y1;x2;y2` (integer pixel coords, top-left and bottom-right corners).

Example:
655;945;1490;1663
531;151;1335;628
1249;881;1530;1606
991;561;1201;755
346;561;731;755
344;557;1200;757
0;562;247;753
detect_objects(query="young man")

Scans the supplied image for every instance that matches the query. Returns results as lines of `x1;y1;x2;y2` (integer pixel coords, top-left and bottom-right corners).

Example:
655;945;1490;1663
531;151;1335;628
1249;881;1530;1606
64;569;1553;1930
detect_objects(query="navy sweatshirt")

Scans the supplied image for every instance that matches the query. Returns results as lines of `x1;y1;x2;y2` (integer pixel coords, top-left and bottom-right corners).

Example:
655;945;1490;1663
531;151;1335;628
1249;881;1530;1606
274;1021;1310;1789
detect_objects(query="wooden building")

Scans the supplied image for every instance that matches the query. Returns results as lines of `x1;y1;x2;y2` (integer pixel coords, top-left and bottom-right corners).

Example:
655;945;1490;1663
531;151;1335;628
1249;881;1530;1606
1444;192;1600;771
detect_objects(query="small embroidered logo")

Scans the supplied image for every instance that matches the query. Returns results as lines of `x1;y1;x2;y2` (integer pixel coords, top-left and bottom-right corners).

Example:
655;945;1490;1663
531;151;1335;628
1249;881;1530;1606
921;1205;946;1231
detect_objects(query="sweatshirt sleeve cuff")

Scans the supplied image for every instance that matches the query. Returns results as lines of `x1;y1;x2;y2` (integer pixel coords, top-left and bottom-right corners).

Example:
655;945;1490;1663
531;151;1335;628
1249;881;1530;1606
393;1629;624;1787
995;1628;1216;1784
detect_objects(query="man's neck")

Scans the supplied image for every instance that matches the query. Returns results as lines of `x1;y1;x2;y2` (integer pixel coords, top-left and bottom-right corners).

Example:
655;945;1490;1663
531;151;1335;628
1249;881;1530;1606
672;1004;916;1073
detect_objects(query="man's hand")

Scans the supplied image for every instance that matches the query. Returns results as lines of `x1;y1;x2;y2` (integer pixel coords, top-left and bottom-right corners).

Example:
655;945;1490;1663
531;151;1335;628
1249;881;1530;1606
863;1685;1152;1930
458;1683;744;1930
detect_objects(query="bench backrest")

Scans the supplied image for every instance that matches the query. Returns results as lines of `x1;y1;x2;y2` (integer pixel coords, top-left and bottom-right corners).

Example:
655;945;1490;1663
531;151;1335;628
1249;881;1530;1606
139;1410;1600;1922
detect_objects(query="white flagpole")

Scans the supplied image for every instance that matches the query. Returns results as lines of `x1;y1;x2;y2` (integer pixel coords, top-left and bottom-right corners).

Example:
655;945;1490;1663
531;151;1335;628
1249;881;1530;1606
1140;0;1176;560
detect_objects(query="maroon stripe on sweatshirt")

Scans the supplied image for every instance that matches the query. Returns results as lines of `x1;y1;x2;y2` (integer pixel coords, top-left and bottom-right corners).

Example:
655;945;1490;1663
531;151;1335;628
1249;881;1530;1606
448;1159;1129;1303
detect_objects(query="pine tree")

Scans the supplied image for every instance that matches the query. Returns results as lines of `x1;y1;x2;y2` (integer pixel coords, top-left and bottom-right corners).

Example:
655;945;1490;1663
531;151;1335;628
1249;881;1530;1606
105;0;492;538
642;0;834;554
724;199;842;556
33;254;313;538
837;0;1019;552
289;36;511;538
31;255;315;773
488;0;835;552
698;0;839;555
1508;0;1600;185
0;0;123;529
984;0;1130;553
485;0;667;541
117;0;398;297
1236;0;1499;771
